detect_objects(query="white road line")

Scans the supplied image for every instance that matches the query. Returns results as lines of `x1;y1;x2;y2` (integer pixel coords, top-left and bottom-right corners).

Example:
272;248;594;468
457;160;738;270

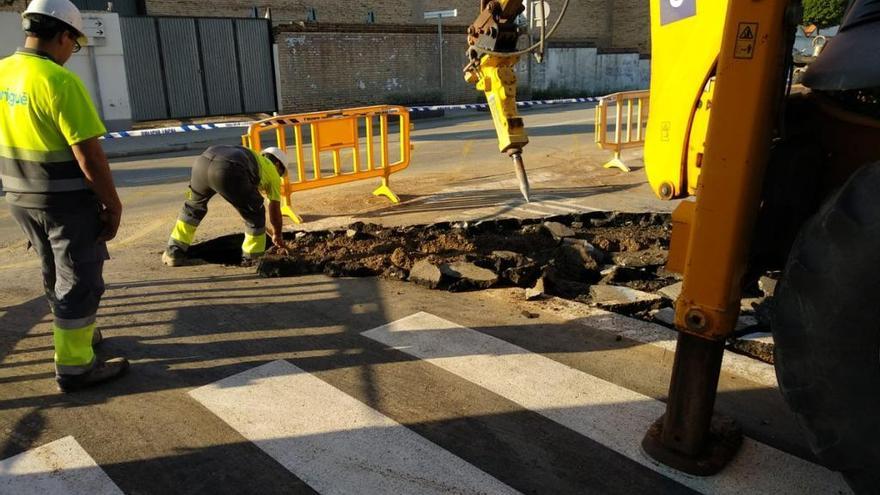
361;312;851;495
518;202;579;215
0;437;123;495
189;360;520;495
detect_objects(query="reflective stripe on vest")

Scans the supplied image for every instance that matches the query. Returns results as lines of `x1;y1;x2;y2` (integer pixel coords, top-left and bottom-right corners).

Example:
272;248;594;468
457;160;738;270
0;146;87;193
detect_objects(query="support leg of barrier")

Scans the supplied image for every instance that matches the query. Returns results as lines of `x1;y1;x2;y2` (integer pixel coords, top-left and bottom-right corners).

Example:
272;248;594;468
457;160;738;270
603;151;631;173
282;205;304;224
372;177;400;204
281;196;304;224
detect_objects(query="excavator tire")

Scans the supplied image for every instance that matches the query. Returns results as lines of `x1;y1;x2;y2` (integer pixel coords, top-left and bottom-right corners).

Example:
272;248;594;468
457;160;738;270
773;161;880;494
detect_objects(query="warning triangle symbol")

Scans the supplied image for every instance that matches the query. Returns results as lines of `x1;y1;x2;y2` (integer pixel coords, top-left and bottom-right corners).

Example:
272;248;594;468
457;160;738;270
739;25;755;39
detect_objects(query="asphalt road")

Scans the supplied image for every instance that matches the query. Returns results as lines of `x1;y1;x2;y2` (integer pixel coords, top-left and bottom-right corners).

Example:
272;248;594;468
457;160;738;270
0;103;851;494
0;266;851;494
1;103;668;256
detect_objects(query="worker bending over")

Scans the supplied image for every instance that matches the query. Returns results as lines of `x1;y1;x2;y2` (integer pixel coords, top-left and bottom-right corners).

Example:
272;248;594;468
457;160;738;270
0;0;128;391
162;145;288;266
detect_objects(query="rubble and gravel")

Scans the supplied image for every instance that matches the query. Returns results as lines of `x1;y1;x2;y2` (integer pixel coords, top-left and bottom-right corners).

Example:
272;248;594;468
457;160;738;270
730;332;774;364
187;211;779;364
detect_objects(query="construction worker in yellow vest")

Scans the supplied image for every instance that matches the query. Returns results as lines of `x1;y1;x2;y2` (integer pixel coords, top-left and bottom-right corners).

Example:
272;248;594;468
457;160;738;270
162;145;288;266
0;0;128;392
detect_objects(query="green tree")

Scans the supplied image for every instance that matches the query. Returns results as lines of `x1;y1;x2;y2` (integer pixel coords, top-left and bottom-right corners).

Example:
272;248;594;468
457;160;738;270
803;0;848;28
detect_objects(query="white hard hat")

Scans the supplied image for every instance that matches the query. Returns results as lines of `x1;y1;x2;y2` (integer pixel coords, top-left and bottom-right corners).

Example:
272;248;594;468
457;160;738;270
261;147;289;168
23;0;86;45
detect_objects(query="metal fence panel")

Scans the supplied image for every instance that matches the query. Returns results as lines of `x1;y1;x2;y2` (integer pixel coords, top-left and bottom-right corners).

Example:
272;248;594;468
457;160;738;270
119;17;168;121
198;19;243;116
158;18;207;119
235;19;276;114
121;16;275;122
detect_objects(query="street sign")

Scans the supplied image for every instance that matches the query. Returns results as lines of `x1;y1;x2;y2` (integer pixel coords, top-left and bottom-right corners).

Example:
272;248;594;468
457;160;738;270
529;1;551;28
423;9;458;20
82;15;106;39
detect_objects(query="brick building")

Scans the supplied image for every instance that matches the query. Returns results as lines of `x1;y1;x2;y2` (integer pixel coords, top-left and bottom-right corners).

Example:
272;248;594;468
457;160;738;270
1;0;650;53
2;0;651;117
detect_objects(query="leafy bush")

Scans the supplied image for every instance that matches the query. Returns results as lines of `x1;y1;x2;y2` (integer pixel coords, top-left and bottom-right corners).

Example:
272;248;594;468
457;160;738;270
803;0;847;28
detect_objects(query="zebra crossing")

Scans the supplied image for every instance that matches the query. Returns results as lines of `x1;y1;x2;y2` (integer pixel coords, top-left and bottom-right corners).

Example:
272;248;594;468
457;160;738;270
0;436;123;494
189;360;519;495
0;312;850;494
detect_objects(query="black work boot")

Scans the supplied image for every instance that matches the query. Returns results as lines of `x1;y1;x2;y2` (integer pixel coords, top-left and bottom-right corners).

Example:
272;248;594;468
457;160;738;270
56;358;129;393
161;245;189;267
241;251;265;267
92;328;103;347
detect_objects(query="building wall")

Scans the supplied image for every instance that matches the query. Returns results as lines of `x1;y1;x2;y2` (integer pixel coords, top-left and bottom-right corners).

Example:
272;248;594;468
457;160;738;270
140;0;649;52
275;25;516;113
0;1;26;12
144;1;418;24
2;0;651;52
611;0;650;52
530;46;649;96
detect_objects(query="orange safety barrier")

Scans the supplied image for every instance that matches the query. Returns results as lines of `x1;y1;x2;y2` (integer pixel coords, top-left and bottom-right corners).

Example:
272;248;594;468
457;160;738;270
243;105;412;224
594;90;650;173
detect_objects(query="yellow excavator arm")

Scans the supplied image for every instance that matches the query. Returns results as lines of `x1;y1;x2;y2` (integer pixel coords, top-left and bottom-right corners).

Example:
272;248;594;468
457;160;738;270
465;0;800;481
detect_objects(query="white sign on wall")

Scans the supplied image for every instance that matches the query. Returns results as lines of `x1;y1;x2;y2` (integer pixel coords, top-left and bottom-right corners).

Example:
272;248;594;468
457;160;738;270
82;15;107;40
423;9;458;19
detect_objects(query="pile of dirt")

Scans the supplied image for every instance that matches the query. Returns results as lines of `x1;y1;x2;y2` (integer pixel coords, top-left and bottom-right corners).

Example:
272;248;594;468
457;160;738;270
187;211;776;363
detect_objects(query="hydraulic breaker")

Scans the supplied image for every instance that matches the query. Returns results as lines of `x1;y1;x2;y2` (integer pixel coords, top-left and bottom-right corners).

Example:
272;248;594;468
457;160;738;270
465;0;531;202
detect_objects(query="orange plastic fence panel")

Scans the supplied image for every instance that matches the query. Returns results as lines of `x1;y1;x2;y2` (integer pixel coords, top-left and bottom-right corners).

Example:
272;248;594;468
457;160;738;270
241;105;411;224
594;91;651;173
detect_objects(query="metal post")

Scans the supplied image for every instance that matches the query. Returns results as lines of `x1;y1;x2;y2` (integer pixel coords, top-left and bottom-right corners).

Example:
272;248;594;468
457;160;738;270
424;10;457;96
438;20;444;90
641;333;742;476
662;334;724;454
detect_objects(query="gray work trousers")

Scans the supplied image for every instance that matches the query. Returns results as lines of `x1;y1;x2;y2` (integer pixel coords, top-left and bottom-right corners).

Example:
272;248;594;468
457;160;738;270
170;147;266;250
9;200;109;322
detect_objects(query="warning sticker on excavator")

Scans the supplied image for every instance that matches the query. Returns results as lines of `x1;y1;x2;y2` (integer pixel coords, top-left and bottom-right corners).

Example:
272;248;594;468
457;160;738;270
734;23;758;59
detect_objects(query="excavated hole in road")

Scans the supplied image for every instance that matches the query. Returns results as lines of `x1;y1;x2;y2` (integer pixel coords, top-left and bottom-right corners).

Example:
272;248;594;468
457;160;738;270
187;211;776;364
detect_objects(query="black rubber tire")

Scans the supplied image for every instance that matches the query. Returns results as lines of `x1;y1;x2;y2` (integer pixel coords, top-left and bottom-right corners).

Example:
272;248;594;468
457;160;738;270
773;162;880;494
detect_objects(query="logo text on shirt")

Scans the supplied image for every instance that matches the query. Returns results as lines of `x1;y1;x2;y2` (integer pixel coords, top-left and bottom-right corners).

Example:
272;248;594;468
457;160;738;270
0;89;29;107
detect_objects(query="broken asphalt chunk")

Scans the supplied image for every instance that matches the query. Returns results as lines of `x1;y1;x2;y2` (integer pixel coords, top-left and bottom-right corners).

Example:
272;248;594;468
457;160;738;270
658;282;683;301
610;249;668;268
525;278;546;300
408;260;444;289
589;285;663;313
542;221;575;240
441;262;499;292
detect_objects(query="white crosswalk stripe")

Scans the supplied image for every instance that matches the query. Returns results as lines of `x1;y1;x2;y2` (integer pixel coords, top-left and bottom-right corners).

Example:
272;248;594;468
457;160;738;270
361;312;851;495
0;436;123;495
5;313;850;494
189;359;520;495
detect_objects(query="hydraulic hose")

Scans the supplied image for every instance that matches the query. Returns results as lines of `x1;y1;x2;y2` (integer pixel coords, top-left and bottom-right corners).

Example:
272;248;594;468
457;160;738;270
471;0;571;58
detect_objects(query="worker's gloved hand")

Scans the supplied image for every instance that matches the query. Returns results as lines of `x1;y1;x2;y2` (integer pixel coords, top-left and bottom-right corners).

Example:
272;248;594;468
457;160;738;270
98;207;122;242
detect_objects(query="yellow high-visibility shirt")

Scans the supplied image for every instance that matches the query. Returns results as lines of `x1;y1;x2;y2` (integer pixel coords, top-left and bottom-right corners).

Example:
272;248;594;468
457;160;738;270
249;150;282;202
0;48;106;208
